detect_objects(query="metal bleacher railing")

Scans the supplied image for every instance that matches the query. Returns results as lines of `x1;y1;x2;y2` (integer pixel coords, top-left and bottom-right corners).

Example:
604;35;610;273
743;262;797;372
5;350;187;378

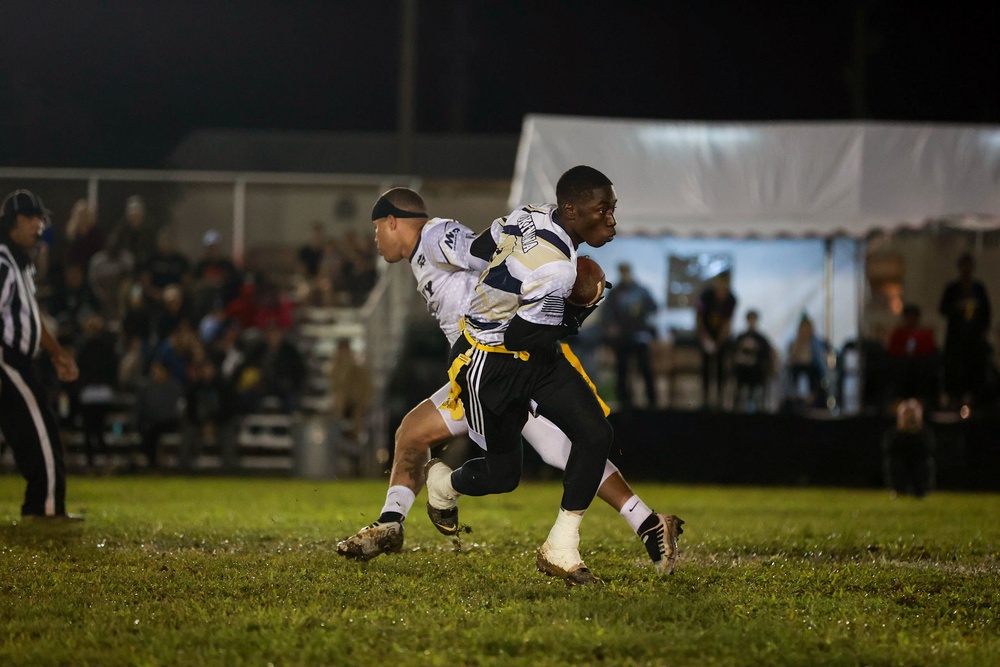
0;167;418;477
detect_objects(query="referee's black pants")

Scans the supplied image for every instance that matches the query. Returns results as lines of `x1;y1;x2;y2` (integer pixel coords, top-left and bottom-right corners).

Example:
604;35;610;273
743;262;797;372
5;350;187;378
0;348;67;517
451;345;613;512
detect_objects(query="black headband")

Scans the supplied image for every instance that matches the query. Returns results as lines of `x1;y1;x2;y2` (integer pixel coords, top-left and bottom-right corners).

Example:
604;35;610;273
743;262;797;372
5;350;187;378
371;196;426;221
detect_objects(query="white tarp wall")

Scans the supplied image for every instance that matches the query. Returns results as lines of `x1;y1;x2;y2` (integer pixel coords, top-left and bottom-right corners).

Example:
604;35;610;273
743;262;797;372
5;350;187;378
509;116;1000;351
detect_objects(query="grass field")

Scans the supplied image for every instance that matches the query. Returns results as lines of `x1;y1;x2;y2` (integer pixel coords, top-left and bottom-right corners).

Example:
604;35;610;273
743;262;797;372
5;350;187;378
0;475;997;667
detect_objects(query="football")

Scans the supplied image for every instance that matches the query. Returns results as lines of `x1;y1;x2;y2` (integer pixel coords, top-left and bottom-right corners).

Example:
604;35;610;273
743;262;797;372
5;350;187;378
568;256;606;306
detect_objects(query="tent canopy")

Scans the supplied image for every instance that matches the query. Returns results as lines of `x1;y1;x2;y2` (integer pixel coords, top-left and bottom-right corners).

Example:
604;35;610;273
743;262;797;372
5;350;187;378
510;116;1000;238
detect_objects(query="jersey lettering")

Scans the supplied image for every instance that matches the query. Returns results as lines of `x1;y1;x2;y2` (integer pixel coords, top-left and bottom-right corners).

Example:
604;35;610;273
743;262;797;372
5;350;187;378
516;213;538;252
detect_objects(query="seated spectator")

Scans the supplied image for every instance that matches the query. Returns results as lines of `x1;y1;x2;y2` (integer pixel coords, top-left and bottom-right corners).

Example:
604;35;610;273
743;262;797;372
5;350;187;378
121;283;153;358
65;199;105;270
225;275;260;330
183;357;238;472
238;325;306;413
253;280;295;331
155;284;196;344
117;334;146;392
49;262;102;343
73;314;118;472
886;304;939;403
152;319;201;386
329;338;373;441
881;398;935;498
731;310;775;413
192;229;239;320
88;237;135;322
207;319;247;386
141;227;191;309
134;360;185;470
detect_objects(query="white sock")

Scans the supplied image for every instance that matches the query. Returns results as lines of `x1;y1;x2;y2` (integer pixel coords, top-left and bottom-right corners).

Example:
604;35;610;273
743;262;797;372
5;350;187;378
380;486;416;519
619;495;653;533
545;508;584;551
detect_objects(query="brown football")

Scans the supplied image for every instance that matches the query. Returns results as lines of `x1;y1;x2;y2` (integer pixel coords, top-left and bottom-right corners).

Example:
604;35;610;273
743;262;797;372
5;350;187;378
568;256;606;306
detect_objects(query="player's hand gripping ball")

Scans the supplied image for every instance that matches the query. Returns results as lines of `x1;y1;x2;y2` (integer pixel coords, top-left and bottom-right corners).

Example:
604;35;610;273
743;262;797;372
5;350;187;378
568;256;606;307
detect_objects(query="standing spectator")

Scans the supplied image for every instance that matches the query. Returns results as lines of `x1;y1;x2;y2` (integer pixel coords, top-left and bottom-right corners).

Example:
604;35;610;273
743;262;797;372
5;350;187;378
73;314;118;473
938;253;992;408
134;360;185;470
140;227;191;310
696;270;737;410
192;229;239;319
109;195;157;271
297;221;326;279
342;229;379;306
786;314;829;409
602;262;658;410
329;338;373;442
882;398;935;498
65;199;105;270
315;237;348;306
0;190;81;518
731;310;775;413
87;236;134;322
886;304;938;404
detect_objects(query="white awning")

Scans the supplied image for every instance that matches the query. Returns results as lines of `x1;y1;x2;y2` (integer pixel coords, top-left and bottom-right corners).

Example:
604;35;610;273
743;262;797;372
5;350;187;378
510;116;1000;238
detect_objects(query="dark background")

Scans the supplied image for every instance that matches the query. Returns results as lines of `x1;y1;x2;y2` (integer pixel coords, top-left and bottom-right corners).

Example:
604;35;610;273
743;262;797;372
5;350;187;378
2;1;998;168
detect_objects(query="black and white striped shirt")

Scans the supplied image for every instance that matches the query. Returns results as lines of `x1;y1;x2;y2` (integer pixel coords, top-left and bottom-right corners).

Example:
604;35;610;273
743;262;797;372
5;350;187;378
0;242;42;358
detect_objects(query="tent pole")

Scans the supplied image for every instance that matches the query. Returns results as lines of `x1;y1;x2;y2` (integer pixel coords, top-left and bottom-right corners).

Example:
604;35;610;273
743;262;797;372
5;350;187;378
855;237;867;415
824;238;836;411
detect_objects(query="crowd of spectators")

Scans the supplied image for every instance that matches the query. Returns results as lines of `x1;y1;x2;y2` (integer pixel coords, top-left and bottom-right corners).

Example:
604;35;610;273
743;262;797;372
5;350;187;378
599;256;997;418
34;196;376;473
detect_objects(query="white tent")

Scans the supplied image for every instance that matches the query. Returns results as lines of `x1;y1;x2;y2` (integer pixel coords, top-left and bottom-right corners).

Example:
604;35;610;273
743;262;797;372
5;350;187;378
509;116;1000;410
510;116;1000;238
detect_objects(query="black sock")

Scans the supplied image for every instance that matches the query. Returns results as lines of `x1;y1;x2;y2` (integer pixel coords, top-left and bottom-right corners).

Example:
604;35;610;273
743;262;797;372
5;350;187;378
637;512;659;534
378;511;404;524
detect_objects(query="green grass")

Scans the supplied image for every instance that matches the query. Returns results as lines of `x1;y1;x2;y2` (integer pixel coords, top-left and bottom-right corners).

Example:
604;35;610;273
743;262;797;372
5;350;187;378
0;475;997;667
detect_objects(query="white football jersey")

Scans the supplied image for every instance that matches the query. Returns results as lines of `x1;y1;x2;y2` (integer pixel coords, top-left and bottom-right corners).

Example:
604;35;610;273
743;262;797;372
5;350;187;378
465;204;577;347
409;217;489;345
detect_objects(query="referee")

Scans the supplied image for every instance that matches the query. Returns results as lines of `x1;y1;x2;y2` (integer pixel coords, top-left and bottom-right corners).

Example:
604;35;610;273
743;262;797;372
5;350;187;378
0;189;80;519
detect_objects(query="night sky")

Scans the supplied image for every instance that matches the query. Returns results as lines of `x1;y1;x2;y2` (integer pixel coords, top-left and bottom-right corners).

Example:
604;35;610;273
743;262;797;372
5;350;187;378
2;1;998;168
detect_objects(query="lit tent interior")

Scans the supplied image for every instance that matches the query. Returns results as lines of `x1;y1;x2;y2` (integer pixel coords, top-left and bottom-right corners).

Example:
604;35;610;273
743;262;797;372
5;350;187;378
509;116;1000;364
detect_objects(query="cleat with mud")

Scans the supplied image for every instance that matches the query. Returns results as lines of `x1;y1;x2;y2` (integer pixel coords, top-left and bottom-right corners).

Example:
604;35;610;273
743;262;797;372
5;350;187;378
336;521;404;561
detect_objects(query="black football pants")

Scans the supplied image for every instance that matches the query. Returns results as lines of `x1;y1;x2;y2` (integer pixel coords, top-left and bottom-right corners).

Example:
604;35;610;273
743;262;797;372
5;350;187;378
451;347;613;512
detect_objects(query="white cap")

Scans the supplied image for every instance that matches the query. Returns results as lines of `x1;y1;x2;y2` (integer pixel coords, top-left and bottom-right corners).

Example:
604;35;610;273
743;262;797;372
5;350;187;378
202;229;221;246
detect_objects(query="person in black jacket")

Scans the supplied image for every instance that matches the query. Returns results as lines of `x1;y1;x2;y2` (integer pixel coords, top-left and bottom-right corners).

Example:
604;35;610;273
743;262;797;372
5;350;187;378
73;314;119;471
938;253;992;408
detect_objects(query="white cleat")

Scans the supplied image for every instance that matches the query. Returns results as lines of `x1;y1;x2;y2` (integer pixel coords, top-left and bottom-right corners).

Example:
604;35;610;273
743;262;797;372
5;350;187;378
536;540;603;587
336;521;404;561
424;458;460;535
